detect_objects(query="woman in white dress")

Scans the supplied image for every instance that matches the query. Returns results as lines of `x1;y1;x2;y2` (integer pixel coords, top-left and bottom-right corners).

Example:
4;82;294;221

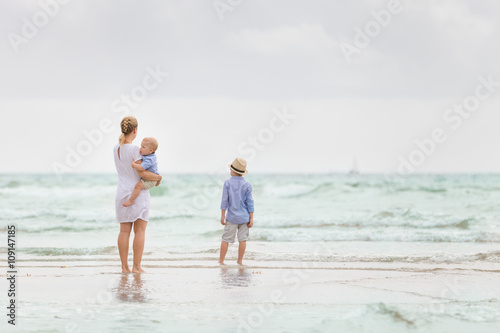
113;116;162;273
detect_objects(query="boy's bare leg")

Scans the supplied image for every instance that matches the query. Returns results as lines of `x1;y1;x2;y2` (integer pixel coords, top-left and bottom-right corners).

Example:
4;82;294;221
237;241;246;266
132;219;147;273
219;241;229;265
118;222;133;273
123;181;145;207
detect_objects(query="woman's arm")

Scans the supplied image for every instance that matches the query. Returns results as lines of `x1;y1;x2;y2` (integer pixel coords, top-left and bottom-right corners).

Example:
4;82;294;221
131;161;162;183
138;170;162;182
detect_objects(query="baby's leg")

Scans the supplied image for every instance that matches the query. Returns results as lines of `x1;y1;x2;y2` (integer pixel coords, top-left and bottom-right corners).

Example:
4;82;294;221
123;181;145;207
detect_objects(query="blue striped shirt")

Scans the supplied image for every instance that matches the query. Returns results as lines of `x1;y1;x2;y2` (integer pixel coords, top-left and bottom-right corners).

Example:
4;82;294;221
221;176;254;224
141;153;158;174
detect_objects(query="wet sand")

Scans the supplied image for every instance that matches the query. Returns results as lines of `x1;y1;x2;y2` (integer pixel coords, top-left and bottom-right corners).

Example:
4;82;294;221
2;260;499;332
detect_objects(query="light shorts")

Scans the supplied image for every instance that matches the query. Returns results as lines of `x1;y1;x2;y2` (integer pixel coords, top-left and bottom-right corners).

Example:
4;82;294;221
141;179;157;190
222;221;249;243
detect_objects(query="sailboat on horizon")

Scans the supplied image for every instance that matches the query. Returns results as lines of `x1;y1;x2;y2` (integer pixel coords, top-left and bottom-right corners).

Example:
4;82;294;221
348;157;360;175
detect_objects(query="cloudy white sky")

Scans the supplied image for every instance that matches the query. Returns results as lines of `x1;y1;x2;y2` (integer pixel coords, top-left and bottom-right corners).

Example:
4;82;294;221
1;0;499;174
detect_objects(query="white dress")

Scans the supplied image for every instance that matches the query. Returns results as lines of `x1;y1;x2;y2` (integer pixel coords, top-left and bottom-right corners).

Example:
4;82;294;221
113;144;150;223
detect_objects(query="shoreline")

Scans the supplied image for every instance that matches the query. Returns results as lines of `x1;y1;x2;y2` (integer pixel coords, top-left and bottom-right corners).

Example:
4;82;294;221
2;263;499;332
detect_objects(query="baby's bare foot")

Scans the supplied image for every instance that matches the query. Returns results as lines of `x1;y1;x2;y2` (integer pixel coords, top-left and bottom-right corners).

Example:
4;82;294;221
123;200;134;207
132;266;146;273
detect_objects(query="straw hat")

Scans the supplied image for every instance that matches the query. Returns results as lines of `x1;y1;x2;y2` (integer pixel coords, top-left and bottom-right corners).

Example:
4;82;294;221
229;158;249;175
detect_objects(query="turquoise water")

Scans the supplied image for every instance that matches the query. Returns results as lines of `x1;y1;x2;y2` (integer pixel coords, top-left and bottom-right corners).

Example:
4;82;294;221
0;173;499;332
2;173;500;254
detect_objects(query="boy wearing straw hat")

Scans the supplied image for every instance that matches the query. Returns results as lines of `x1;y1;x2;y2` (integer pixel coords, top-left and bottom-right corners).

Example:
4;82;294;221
219;158;255;266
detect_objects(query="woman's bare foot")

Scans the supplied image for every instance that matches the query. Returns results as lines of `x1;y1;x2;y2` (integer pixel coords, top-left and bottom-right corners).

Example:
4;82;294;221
122;267;132;273
123;200;134;207
237;261;245;266
132;266;146;273
219;261;226;265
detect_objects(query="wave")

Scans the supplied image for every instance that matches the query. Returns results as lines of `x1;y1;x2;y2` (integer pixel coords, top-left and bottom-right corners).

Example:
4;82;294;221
157;249;500;264
3;180;22;188
250;229;500;243
256;219;472;231
150;185;169;197
19;246;117;256
287;250;500;264
15;225;115;234
370;209;474;229
0;216;476;235
366;301;500;324
9;246;500;264
254;208;477;231
372;304;415;327
2;174;499;247
3;173;500;188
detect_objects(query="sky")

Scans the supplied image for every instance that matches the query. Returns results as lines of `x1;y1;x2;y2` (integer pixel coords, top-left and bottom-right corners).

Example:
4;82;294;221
1;0;500;174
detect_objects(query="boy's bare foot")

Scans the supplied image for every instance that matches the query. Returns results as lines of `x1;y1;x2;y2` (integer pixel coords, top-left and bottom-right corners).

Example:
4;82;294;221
132;266;146;273
122;267;132;273
123;200;134;207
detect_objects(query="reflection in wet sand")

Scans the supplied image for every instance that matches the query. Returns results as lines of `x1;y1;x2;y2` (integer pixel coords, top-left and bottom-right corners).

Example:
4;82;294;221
113;273;148;303
219;267;253;288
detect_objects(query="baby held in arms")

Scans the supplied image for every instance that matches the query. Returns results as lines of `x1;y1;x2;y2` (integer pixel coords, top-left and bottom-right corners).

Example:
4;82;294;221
123;137;160;207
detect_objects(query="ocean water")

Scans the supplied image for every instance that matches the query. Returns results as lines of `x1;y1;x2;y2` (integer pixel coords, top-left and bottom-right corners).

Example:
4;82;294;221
2;173;500;261
1;173;499;332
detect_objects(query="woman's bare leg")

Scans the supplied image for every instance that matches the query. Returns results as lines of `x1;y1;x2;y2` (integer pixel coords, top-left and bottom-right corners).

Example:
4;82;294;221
118;223;133;273
132;219;148;273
